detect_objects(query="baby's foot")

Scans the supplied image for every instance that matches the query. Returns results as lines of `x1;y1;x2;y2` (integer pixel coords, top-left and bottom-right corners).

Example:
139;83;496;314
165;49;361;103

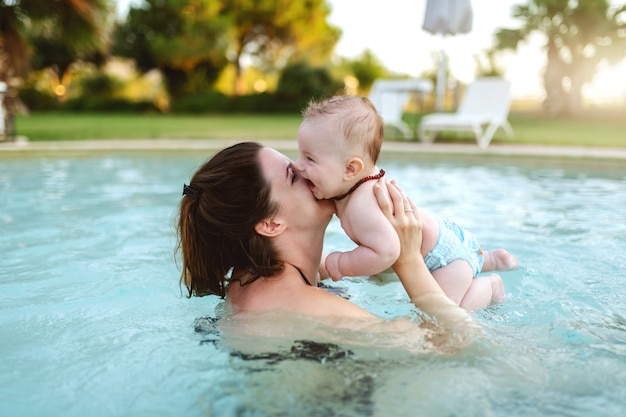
488;274;506;304
490;249;519;271
482;249;519;272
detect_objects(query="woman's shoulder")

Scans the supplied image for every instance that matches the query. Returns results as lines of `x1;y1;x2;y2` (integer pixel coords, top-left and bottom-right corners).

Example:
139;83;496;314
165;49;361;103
228;271;373;319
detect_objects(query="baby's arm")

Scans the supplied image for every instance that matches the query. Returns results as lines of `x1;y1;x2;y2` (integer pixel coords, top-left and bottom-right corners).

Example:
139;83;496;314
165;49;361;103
326;195;401;281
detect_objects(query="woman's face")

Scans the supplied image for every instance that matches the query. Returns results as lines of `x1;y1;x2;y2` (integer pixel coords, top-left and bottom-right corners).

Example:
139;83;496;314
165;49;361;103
258;147;335;228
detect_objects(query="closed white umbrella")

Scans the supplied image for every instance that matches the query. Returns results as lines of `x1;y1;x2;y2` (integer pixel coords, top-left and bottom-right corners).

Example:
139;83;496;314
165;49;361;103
422;0;473;111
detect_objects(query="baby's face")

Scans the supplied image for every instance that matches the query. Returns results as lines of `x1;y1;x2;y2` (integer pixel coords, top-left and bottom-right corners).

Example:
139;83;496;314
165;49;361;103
293;119;349;200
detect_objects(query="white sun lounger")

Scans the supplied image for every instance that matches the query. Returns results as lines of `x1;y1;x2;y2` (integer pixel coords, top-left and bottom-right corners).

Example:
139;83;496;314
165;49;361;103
417;77;514;148
369;78;433;138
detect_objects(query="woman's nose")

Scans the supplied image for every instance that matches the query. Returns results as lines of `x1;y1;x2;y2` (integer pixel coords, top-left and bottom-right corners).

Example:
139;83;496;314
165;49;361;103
292;159;304;172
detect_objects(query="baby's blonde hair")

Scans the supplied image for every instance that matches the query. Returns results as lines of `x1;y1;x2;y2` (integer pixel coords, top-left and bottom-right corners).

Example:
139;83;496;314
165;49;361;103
302;95;384;163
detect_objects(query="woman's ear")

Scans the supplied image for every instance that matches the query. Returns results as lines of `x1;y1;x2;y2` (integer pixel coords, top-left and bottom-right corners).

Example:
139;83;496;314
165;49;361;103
344;157;364;180
254;217;286;237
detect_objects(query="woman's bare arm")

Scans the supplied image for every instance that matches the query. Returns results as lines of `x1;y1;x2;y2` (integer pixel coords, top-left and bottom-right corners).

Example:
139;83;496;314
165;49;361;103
373;179;479;346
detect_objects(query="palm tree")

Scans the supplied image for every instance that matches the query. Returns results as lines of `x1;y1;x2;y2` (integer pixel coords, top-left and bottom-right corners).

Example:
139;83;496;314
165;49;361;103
493;0;626;117
0;0;109;140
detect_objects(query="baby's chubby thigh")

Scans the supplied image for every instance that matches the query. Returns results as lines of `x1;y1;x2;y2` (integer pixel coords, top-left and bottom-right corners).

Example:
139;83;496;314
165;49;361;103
431;260;474;306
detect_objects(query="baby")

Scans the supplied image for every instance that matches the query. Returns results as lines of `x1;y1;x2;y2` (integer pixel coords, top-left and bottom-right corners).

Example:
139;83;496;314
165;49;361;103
293;95;518;311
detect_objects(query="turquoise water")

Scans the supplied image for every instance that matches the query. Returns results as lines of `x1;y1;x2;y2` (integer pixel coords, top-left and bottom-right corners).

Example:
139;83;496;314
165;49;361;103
1;152;625;417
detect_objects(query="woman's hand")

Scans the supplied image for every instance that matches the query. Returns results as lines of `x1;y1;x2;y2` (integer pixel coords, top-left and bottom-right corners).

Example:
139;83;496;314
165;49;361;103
373;179;422;271
373;178;445;299
318;252;330;281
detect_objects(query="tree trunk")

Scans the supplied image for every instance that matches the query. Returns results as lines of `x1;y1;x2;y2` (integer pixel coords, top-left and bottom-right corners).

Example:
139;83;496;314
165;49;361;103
542;35;568;117
233;45;245;96
234;60;244;96
0;38;15;141
568;73;585;117
1;90;16;142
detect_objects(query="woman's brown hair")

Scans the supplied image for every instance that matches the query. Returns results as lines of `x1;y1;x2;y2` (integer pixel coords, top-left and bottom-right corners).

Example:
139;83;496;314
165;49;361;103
176;142;282;298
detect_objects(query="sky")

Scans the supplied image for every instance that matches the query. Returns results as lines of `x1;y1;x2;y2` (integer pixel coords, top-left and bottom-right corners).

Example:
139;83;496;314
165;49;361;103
326;0;545;98
115;0;626;103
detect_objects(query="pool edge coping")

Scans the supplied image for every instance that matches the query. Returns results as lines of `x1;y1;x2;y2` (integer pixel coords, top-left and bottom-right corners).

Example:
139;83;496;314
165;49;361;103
1;138;626;161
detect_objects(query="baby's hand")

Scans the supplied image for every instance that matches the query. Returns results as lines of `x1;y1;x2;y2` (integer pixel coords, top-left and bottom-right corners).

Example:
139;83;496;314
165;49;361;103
318;253;330;280
325;252;343;282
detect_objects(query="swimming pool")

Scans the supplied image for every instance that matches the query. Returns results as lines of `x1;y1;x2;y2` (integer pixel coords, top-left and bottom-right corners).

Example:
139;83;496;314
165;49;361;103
1;150;625;416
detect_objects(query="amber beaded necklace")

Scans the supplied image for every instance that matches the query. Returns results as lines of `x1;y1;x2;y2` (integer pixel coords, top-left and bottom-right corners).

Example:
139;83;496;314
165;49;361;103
332;169;385;201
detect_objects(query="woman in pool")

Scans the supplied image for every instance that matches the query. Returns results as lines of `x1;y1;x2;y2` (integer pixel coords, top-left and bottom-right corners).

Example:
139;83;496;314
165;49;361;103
177;142;475;345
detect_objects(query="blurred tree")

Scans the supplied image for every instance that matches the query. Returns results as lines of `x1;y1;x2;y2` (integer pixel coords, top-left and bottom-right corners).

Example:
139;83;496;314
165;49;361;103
113;0;230;99
276;61;342;104
473;50;505;78
221;0;341;95
29;36;107;101
340;49;387;93
0;0;108;138
494;0;626;116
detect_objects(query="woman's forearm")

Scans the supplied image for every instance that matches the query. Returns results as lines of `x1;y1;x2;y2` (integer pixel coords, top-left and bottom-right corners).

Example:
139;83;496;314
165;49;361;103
393;254;443;301
394;256;479;348
374;178;479;348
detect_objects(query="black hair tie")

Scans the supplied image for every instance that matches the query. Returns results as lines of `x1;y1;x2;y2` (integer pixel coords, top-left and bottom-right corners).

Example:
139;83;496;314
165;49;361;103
182;183;199;199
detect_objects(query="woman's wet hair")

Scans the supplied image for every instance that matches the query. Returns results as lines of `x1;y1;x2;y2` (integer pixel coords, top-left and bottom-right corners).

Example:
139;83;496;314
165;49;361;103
176;142;282;298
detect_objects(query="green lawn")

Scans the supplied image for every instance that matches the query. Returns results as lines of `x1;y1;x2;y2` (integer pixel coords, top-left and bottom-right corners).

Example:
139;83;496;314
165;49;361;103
14;112;626;147
15;113;302;141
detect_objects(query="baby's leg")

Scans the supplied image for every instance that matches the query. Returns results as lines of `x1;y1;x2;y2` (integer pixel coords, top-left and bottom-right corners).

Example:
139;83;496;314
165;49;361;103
431;260;474;307
481;249;518;272
460;274;506;311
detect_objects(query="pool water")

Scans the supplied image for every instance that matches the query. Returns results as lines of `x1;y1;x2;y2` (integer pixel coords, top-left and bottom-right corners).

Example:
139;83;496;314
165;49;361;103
1;151;625;417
